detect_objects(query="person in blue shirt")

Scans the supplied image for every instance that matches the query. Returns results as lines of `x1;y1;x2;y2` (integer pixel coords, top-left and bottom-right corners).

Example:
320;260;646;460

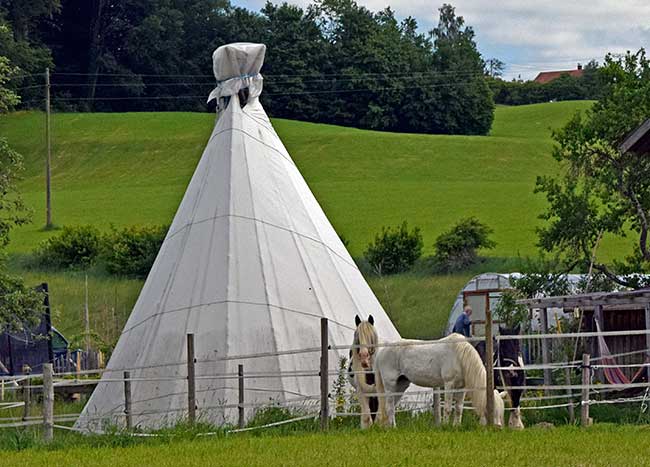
452;305;473;337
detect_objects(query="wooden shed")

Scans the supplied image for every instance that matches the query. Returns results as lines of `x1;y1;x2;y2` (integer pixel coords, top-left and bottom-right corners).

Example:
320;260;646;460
518;289;650;386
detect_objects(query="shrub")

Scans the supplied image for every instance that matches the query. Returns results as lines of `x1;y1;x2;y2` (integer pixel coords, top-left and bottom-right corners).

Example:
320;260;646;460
433;217;495;272
364;222;423;275
35;225;102;269
103;225;168;278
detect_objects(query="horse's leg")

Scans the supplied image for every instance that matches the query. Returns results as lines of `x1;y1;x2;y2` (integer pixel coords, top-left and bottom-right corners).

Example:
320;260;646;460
359;394;372;429
508;388;524;430
452;389;464;426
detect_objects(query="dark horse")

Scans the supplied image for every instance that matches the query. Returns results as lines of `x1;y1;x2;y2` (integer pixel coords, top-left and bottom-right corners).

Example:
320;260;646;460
475;326;525;429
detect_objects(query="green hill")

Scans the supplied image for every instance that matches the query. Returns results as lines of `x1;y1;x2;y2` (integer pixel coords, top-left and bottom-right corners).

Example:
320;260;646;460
2;100;606;257
1;100;620;341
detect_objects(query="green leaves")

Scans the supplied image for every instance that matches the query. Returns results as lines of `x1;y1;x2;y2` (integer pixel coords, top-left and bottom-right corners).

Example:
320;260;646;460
0;137;31;248
536;49;650;286
364;221;423;275
433;217;495;272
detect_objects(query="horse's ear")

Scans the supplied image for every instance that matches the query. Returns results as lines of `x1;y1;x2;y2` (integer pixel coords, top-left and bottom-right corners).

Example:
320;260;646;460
355;315;361;326
514;324;521;334
368;315;374;325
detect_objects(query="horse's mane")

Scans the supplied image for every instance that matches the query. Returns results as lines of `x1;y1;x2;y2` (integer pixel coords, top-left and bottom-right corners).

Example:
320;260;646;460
354;321;378;349
443;334;488;418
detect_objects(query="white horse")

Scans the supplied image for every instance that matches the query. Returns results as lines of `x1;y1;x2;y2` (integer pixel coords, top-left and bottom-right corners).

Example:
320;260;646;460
374;333;506;427
348;315;380;428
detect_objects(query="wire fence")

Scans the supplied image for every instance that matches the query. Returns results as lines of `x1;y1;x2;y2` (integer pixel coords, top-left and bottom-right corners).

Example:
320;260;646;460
2;324;650;440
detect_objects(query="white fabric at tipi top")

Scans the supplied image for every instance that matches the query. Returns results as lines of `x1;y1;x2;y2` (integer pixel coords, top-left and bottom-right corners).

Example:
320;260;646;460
76;43;401;431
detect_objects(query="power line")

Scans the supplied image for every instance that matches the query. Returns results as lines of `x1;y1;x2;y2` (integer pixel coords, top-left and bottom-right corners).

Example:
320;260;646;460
46;79;487;102
45;71;486;89
48;69;486;80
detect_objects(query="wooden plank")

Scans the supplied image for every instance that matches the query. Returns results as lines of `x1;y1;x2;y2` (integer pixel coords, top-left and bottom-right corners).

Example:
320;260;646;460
540;308;551;389
238;364;245;429
645;303;650;384
43;363;54;442
581;354;591;427
124;371;132;430
433;389;441;426
22;365;31;421
619;117;650;154
593;305;603;383
485;308;494;426
517;289;650;309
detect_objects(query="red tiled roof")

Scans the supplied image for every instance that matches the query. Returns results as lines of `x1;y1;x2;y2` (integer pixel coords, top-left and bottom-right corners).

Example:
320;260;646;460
533;69;584;84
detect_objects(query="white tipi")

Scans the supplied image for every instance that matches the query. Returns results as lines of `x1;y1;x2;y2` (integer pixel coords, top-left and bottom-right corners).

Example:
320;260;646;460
76;43;401;431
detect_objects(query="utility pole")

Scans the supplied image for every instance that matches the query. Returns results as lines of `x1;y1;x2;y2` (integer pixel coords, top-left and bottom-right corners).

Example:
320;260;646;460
85;273;90;353
45;68;52;228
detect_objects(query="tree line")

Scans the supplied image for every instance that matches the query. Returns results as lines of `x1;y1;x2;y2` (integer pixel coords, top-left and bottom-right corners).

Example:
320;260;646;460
2;0;605;135
0;0;494;134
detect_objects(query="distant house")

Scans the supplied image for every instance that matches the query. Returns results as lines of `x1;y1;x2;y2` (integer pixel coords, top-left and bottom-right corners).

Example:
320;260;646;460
533;63;584;84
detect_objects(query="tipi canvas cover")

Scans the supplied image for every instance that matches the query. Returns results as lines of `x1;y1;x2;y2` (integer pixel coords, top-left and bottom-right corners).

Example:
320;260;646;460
76;43;401;431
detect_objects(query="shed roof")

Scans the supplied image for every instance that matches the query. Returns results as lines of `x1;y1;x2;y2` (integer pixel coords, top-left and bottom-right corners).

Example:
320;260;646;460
517;289;650;309
619;118;650;155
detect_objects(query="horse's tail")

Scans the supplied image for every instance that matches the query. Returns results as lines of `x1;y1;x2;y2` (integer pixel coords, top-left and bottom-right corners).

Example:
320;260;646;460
453;336;487;418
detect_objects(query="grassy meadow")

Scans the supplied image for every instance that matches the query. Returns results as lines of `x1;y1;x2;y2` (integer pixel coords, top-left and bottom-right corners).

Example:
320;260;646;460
2;424;650;466
0;100;620;343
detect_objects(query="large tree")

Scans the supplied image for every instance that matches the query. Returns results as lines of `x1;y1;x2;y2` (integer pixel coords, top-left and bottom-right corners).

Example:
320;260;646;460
535;49;650;288
0;60;42;330
426;4;494;135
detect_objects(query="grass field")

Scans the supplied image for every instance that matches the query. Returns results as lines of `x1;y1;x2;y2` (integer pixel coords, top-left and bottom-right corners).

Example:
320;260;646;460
0;100;619;342
2;425;650;466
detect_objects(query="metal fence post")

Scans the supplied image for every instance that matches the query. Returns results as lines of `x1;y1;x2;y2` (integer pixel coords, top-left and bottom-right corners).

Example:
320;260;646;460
320;318;329;431
187;333;196;425
238;364;245;429
124;371;132;430
43;363;54;442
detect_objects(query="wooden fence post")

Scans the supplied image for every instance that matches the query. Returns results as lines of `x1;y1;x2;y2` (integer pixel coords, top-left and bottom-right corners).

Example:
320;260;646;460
645;303;650;384
238;364;245;429
22;365;31;422
581;353;591;427
564;366;575;424
42;363;54;442
123;371;132;430
540;307;552;391
485;309;494;427
187;333;196;425
433;389;441;426
72;351;81;401
320;318;329;431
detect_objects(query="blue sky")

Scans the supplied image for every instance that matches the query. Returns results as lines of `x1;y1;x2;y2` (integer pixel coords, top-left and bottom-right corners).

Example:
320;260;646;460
234;0;650;80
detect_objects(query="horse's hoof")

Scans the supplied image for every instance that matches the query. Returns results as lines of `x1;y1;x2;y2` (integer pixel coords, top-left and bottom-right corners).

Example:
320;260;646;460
509;421;525;430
